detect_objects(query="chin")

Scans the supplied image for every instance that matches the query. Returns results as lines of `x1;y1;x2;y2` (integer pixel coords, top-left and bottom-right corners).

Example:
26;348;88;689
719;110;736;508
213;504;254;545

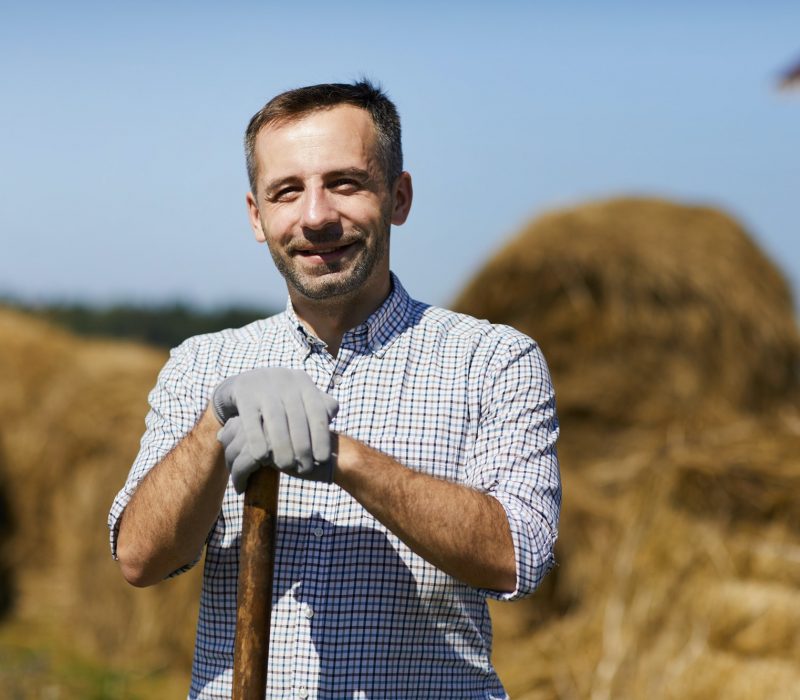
291;270;366;301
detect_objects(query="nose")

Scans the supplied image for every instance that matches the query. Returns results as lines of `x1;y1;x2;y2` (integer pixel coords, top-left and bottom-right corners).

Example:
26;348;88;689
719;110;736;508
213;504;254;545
300;186;339;231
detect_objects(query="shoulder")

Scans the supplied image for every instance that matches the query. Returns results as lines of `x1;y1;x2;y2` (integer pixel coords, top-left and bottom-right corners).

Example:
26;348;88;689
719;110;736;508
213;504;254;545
402;301;552;395
412;302;539;358
175;314;278;350
164;313;286;379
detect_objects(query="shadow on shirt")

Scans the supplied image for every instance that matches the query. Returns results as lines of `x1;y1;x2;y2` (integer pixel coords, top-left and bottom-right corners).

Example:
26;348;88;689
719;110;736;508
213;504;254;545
210;517;498;698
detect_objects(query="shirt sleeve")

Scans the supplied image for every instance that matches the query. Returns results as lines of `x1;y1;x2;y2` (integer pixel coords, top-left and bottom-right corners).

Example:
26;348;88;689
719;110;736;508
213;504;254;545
107;338;210;575
463;334;561;601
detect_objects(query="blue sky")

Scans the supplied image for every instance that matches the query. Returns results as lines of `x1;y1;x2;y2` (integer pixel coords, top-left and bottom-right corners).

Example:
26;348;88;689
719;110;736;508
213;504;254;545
2;1;798;311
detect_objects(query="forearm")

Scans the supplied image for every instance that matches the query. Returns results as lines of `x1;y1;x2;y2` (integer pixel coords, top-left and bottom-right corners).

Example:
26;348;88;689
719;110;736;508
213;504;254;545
334;434;517;592
116;406;228;587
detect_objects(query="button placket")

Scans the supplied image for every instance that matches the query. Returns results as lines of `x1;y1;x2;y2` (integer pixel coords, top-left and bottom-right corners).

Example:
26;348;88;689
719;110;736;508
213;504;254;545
291;514;330;698
328;353;350;392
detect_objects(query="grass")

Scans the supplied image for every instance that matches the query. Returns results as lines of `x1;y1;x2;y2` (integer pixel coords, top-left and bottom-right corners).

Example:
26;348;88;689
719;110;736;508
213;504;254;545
0;619;189;700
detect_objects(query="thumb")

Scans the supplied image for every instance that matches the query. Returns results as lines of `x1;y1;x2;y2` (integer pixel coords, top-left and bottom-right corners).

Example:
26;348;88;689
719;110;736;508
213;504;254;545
322;394;339;422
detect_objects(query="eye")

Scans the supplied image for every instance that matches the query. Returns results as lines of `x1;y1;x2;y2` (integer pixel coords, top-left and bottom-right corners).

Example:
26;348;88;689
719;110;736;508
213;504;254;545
268;186;301;203
330;178;361;193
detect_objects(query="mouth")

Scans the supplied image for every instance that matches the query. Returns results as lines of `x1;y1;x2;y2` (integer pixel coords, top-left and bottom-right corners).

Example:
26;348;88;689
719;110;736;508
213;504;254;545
294;241;358;263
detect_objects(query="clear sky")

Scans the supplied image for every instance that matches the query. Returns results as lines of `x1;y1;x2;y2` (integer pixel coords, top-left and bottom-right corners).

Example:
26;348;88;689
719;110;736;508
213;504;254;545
2;1;798;312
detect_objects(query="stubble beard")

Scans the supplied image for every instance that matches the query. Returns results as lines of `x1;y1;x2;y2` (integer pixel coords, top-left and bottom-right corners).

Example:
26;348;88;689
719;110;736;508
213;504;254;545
269;219;391;302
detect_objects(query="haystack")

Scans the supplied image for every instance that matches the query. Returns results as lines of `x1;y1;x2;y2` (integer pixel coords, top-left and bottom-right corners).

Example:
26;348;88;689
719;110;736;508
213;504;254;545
453;198;800;698
0;307;200;684
0;441;13;620
454;197;799;428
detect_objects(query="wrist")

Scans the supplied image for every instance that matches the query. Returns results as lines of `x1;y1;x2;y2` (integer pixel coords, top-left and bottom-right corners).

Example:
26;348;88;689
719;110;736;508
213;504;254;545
201;403;224;430
198;406;226;471
331;433;360;490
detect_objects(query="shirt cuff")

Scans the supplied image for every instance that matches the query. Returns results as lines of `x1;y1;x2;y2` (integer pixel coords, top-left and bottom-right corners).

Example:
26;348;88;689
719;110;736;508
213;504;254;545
480;492;558;601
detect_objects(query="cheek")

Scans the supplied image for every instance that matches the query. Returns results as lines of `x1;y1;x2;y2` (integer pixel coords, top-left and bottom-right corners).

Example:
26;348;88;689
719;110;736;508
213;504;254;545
341;198;388;227
259;210;296;243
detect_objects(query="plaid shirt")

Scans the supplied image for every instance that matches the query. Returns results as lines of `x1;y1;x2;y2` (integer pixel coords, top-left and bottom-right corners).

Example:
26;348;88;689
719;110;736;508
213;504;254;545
109;274;560;700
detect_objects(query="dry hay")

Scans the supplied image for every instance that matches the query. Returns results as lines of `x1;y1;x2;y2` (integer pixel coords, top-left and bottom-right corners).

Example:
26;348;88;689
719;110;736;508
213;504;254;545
489;418;800;700
452;197;800;698
0;306;200;676
453;197;799;429
0;442;13;618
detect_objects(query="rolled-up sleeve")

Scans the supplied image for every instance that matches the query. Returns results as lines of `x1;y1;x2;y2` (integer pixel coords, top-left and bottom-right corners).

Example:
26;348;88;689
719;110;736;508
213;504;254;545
463;336;561;601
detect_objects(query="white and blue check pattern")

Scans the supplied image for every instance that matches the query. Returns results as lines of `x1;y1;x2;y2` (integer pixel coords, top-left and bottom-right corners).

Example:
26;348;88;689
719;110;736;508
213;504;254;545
109;274;561;699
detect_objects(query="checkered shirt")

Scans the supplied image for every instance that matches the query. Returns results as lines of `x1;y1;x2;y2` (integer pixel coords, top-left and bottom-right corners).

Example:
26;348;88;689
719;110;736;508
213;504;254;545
109;274;561;700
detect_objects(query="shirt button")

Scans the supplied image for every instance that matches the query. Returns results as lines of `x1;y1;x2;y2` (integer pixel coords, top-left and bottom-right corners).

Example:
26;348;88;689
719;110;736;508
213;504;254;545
297;687;309;699
332;373;343;386
312;527;323;538
303;605;314;619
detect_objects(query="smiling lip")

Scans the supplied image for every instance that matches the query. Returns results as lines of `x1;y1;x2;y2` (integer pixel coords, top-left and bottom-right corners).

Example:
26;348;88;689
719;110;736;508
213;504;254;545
295;242;357;263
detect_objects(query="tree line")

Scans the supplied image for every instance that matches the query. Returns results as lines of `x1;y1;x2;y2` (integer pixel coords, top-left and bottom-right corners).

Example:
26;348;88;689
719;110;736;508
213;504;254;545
7;301;273;349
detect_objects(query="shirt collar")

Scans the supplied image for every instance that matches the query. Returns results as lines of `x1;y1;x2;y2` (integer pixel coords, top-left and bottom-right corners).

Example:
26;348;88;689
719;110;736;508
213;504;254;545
275;272;413;358
282;296;325;355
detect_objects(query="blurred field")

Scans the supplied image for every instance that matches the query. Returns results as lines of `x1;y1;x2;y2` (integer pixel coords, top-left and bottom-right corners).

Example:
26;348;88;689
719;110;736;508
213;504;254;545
1;196;798;698
0;311;199;697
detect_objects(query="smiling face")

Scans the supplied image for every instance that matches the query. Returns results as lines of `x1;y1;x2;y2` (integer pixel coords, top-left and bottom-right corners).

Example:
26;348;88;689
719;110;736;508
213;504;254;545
246;105;412;307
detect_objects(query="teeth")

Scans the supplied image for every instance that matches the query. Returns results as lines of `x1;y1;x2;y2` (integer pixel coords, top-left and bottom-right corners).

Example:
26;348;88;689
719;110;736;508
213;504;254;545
296;242;355;255
304;245;346;254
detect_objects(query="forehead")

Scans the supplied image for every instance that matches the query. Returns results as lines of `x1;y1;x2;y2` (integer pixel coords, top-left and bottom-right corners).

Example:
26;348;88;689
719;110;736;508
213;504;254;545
254;105;380;181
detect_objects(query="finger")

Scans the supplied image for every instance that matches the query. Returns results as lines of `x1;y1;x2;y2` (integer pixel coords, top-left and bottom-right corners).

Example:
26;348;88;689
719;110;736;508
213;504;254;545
231;451;260;494
260;395;294;470
237;397;271;465
216;417;240;450
322;393;339;421
302;390;334;466
285;392;315;475
218;417;252;478
218;417;244;468
223;427;248;471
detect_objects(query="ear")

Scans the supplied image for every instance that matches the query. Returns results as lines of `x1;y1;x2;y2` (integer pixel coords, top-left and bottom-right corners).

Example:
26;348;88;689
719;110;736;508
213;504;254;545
246;191;267;243
390;171;413;226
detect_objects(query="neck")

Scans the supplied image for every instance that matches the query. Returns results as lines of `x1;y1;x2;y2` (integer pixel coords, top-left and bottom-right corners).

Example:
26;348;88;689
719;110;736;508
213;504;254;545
289;275;391;356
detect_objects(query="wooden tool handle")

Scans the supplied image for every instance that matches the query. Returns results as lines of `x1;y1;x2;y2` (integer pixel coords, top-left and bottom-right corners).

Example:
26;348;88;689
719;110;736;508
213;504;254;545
233;467;280;700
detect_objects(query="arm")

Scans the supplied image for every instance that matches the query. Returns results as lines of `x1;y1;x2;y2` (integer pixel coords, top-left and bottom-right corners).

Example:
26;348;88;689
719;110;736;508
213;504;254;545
116;406;228;587
334;434;517;592
332;338;560;596
114;363;340;588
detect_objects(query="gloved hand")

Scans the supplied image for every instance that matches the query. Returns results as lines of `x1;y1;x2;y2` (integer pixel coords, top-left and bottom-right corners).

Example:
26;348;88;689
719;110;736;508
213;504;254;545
217;416;265;493
211;367;339;483
217;415;336;492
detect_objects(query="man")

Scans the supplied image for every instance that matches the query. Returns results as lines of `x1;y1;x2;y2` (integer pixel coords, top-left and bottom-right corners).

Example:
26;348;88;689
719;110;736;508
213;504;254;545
110;80;561;699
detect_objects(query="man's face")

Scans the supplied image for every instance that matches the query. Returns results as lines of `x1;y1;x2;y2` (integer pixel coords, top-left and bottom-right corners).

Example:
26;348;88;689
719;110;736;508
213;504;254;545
247;105;412;303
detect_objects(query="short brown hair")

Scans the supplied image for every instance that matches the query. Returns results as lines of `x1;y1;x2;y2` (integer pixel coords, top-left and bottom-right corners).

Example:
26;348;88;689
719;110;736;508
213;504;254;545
244;80;403;195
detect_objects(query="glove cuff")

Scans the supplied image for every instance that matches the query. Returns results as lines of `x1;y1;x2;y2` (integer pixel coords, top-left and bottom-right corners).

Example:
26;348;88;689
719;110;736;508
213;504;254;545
211;380;233;424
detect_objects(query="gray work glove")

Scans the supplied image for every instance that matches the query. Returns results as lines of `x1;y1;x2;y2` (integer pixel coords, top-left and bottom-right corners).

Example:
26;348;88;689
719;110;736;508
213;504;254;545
212;367;339;489
217;416;265;493
217;415;336;492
